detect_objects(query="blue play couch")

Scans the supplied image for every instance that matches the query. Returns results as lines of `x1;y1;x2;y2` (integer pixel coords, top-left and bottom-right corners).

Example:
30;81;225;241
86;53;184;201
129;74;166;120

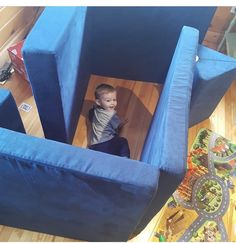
1;7;236;242
0;25;198;241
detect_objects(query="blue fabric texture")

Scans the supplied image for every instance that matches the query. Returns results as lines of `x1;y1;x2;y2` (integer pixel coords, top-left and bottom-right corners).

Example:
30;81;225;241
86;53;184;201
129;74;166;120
189;45;236;127
5;6;232;240
2;13;208;239
87;7;215;83
23;7;91;144
89;136;130;158
22;7;216;143
137;26;199;233
0;127;158;241
0;24;202;241
0;88;25;133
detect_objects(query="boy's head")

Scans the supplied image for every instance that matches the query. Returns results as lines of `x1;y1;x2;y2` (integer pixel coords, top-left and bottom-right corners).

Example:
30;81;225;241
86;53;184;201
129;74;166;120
95;83;117;111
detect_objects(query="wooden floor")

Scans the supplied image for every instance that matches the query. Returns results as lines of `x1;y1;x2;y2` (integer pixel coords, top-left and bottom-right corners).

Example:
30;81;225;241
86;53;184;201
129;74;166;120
0;71;236;241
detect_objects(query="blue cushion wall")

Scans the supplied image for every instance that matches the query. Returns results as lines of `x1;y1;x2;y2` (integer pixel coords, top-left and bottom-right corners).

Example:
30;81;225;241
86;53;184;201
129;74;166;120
23;7;91;144
88;7;216;83
55;7;90;142
23;52;67;141
0;89;25;133
141;26;199;173
135;26;199;234
189;45;236;127
0;128;159;241
22;7;215;143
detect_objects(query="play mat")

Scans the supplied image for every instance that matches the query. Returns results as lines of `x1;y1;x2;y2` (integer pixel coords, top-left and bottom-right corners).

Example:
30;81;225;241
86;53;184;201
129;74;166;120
150;129;236;242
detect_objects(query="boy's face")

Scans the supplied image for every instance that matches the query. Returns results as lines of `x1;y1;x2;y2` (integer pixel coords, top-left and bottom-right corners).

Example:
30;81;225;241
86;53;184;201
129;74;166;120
96;91;117;112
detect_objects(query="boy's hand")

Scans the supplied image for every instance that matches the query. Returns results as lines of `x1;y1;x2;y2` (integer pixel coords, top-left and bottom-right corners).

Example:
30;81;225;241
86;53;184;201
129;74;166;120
118;118;128;131
120;118;128;127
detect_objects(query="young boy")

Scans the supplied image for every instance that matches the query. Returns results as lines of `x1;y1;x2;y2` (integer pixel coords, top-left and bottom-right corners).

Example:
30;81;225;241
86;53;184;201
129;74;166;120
88;83;130;158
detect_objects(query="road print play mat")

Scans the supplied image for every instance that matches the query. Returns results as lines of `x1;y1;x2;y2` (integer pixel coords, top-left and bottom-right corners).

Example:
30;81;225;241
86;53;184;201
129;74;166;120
150;129;236;242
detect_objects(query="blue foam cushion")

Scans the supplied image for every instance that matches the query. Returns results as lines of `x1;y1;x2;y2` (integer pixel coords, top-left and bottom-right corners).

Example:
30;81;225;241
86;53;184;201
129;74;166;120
189;45;236;127
0;25;202;241
137;26;199;232
88;7;215;83
0;88;25;133
141;26;198;172
23;7;217;144
0;127;159;241
23;7;91;144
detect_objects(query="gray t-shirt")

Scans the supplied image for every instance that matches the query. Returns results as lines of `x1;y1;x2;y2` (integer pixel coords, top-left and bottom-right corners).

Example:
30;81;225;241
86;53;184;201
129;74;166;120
90;106;121;145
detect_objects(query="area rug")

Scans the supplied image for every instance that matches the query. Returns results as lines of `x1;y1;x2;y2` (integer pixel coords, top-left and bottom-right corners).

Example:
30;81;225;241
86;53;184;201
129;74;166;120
150;129;236;242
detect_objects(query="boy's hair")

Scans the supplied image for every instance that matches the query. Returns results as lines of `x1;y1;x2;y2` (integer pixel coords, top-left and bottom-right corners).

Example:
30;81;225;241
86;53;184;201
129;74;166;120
95;83;116;99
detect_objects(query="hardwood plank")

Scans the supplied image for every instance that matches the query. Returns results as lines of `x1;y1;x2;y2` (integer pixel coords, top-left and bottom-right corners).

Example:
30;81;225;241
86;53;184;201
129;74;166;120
204;30;224;46
0;226;15;242
0;7;43;68
208;7;234;33
202;40;218;50
7;228;24;241
203;7;235;52
0;7;24;30
0;7;39;47
0;21;36;68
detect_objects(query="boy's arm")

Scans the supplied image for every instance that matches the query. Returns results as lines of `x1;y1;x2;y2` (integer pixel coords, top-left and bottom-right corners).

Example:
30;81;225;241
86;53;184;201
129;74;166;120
118;118;128;130
110;113;128;133
88;107;95;122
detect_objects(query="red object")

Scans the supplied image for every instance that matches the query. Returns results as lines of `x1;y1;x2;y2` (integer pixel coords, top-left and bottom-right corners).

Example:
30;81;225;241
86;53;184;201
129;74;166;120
8;40;28;81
